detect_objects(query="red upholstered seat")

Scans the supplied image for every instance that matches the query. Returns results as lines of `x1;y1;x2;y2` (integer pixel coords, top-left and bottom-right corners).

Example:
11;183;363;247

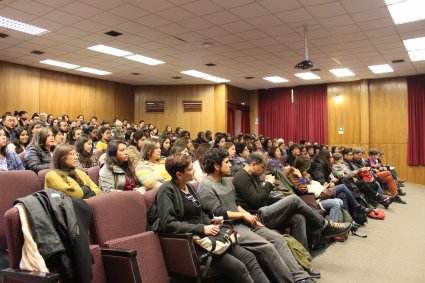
0;170;40;250
87;191;169;283
87;166;101;186
37;169;51;190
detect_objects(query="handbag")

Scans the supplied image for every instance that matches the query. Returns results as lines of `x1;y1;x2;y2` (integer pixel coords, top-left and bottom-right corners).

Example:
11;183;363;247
318;188;336;200
193;225;238;256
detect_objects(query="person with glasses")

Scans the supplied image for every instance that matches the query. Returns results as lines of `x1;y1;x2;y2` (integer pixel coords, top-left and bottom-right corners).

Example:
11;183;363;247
155;153;270;283
198;148;317;283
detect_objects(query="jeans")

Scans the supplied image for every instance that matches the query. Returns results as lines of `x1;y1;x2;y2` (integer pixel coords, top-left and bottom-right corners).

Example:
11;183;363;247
259;194;326;249
334;184;359;213
211;245;270;283
320;198;343;222
235;224;311;283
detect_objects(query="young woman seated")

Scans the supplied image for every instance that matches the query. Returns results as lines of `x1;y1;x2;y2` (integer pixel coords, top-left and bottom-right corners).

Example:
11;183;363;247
156;153;270;283
192;143;211;182
7;127;30;154
230;142;250;177
135;138;171;192
24;128;55;173
45;144;101;199
99;140;142;194
266;146;286;172
308;149;372;216
127;130;149;168
288;156;343;224
74;135;99;169
0;126;25;171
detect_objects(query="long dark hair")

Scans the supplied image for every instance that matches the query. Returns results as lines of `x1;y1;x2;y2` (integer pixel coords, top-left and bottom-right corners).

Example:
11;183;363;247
105;140;136;180
11;127;30;154
0;126;7;156
28;127;54;152
314;149;332;173
75;135;94;167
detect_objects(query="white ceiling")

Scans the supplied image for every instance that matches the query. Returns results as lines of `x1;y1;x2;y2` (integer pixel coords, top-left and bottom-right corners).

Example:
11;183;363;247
0;0;424;90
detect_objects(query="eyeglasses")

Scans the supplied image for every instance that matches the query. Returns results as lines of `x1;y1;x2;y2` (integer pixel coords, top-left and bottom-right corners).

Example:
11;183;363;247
185;193;201;207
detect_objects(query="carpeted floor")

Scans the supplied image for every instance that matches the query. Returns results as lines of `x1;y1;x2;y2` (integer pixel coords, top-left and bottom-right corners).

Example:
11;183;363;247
312;183;425;283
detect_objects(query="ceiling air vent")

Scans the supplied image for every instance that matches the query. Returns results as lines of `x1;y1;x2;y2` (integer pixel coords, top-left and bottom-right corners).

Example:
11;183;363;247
0;33;9;38
183;100;202;112
105;30;122;37
146;101;165;113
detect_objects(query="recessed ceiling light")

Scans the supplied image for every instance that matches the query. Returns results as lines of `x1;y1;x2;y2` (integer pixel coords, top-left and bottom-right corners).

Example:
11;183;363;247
181;70;210;78
263;76;289;83
88;44;132;57
125;54;165;65
203;76;229;83
0;16;49;36
403;37;425;61
104;30;122;37
368;64;394;74
76;67;111;75
329;68;355;77
392;59;404;63
385;0;425;25
294;72;320;80
31;50;44;55
40;59;80;69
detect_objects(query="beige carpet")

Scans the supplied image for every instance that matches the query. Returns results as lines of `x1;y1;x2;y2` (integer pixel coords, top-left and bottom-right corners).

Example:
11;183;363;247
313;183;425;283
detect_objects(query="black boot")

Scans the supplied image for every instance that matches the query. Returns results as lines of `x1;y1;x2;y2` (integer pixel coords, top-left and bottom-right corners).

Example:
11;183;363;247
393;195;407;204
397;188;406;196
357;205;373;214
376;194;393;208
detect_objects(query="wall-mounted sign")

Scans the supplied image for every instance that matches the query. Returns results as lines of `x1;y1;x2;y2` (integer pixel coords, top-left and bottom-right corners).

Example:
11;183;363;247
338;126;344;135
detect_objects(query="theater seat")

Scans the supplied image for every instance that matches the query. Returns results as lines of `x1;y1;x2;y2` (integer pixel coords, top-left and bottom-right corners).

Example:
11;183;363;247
87;191;168;283
87;166;101;186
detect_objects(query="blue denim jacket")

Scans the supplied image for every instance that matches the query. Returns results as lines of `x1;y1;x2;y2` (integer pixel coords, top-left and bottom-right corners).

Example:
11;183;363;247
6;148;25;171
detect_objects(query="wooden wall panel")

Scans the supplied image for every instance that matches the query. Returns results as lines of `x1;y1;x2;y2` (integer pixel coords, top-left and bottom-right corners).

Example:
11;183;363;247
0;62;40;115
328;76;425;185
0;61;134;123
369;77;408;144
214;84;226;134
327;81;363;145
134;85;221;135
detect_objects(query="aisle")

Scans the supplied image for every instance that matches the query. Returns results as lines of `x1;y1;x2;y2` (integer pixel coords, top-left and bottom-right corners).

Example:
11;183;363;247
312;183;425;283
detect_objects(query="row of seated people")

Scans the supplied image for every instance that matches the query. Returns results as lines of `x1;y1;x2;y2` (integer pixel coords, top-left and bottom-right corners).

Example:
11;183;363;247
1;119;407;281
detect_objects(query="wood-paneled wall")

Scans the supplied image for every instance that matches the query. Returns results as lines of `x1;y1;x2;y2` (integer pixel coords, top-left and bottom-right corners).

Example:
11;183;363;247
327;77;425;185
0;61;135;122
134;84;225;136
226;85;259;135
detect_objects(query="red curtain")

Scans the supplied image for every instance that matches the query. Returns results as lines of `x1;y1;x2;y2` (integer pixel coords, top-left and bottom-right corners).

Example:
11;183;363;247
227;108;234;136
407;74;425;165
259;84;328;144
228;102;250;135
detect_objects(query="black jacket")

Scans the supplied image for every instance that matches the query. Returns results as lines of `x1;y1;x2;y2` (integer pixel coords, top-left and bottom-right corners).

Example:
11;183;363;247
308;158;331;185
16;189;92;283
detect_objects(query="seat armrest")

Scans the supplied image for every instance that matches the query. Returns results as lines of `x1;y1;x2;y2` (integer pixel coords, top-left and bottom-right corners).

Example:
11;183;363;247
1;268;59;282
158;232;193;239
100;248;141;283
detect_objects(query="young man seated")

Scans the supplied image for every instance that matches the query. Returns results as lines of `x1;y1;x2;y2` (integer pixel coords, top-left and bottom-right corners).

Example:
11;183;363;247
232;151;352;250
198;149;341;283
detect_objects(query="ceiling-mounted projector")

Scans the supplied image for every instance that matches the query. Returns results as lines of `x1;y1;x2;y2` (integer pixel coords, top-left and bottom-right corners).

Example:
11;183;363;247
295;59;313;70
295;26;314;70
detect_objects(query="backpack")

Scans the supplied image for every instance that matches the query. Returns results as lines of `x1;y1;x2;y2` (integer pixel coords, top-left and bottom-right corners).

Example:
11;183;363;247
283;234;312;272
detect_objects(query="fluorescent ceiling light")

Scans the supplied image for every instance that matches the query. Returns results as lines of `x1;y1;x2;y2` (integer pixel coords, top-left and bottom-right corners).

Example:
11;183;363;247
40;59;80;69
329;68;355;77
403;37;425;61
88;44;132;57
125;54;165;65
368;64;394;74
263;76;289;83
181;70;229;83
294;72;320;80
385;0;425;24
76;67;111;75
203;76;230;83
181;70;210;78
0;16;49;36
